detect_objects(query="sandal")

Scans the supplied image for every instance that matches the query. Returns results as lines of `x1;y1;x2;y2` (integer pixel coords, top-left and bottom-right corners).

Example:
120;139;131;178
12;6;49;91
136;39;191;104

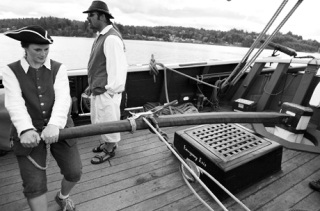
92;143;105;153
91;147;116;164
0;150;8;157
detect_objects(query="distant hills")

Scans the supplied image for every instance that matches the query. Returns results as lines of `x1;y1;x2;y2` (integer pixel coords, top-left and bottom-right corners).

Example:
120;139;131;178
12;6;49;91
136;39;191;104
1;16;319;53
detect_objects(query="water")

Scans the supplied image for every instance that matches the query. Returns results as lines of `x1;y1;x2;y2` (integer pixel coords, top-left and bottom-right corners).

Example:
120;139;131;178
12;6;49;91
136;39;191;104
0;34;317;71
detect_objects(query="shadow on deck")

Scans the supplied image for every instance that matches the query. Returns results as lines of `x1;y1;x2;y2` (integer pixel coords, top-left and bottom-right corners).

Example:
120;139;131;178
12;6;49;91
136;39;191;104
1;125;320;211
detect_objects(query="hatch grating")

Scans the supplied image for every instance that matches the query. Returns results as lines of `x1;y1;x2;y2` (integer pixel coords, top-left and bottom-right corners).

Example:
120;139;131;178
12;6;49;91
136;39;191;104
185;124;271;162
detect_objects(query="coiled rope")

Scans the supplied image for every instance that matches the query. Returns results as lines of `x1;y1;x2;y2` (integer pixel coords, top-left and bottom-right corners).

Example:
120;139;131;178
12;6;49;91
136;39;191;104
144;102;198;115
148;54;218;113
80;87;91;113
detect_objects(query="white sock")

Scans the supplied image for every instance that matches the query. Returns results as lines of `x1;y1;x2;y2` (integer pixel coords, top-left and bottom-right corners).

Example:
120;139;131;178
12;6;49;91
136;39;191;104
59;191;69;199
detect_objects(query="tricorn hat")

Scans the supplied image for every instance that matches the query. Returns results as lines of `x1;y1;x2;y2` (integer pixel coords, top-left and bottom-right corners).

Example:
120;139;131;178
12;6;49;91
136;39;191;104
83;0;114;19
4;25;53;44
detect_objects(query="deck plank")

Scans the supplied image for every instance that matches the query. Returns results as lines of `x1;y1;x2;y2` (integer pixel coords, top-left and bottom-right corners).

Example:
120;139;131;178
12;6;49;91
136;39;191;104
258;172;319;211
186;150;320;211
77;172;184;211
291;190;320;211
1;125;320;211
219;152;320;211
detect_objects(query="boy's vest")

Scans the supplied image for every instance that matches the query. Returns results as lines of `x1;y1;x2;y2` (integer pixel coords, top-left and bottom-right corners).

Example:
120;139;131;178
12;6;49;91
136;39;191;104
8;60;60;131
8;60;76;156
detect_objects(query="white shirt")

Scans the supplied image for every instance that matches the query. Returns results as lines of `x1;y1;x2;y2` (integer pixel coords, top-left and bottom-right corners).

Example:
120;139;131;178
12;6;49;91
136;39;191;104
2;57;71;136
97;25;128;95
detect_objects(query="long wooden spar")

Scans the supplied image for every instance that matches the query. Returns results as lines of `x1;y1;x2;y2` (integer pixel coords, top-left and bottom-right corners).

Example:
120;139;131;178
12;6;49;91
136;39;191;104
59;112;289;140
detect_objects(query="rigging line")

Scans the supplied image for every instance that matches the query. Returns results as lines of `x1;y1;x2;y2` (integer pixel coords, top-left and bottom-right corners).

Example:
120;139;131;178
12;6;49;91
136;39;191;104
181;170;215;211
197;83;215;107
199;166;250;211
263;73;296;96
142;117;228;211
230;0;302;85
163;67;173;114
149;55;219;89
279;72;288;101
221;0;289;88
156;63;219;89
231;0;304;86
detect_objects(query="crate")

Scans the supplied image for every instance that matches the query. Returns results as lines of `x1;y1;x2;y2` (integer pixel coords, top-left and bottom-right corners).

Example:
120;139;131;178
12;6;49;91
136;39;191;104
174;123;283;199
232;98;257;112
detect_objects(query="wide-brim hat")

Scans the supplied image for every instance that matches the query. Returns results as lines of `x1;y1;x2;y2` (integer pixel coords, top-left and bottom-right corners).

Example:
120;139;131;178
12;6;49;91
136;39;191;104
83;0;114;19
4;25;53;44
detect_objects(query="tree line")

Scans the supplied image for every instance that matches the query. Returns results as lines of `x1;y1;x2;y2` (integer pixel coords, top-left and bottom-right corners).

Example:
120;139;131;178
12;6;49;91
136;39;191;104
1;16;319;53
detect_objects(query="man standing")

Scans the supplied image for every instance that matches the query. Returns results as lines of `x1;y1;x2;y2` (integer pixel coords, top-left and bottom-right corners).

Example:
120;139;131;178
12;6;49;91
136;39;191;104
83;1;128;164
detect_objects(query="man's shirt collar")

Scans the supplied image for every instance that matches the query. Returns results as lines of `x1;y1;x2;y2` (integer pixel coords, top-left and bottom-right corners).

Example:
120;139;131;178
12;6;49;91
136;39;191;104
98;25;112;36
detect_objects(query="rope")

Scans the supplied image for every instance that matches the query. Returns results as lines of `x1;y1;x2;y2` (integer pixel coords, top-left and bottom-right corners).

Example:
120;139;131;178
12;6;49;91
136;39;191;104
163;65;173;114
148;54;216;113
181;168;215;211
180;163;252;211
221;0;289;90
80;87;91;113
143;102;198;115
196;83;218;110
231;0;303;86
230;0;291;85
142;117;251;211
210;80;222;111
127;117;137;133
27;143;51;170
149;54;159;83
146;115;170;143
198;166;250;211
263;73;296;96
148;56;219;89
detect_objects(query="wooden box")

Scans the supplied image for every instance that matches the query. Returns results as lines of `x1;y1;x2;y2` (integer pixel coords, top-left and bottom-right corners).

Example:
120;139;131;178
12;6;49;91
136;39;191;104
232;98;257;112
173;123;283;199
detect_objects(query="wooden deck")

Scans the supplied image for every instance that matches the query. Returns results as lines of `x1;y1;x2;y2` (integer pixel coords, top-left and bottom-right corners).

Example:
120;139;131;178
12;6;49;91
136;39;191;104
1;124;320;211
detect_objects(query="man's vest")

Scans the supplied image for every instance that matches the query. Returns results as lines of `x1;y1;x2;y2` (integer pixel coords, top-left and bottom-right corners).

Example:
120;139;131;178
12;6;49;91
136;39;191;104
87;27;124;96
8;60;60;131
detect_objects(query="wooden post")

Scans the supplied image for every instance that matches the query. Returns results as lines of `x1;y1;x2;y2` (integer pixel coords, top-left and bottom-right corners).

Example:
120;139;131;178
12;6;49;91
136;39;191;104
256;63;290;111
232;62;266;101
292;64;319;105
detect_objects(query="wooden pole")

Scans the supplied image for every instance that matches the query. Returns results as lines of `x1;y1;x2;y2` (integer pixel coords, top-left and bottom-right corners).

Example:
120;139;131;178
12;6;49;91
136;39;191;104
59;112;289;140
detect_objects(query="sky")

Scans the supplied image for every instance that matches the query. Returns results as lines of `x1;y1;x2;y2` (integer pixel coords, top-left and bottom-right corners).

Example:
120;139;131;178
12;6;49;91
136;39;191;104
1;0;320;42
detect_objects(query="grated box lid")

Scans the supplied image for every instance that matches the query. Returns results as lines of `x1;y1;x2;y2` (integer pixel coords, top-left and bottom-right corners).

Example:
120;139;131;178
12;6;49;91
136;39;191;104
185;124;272;162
